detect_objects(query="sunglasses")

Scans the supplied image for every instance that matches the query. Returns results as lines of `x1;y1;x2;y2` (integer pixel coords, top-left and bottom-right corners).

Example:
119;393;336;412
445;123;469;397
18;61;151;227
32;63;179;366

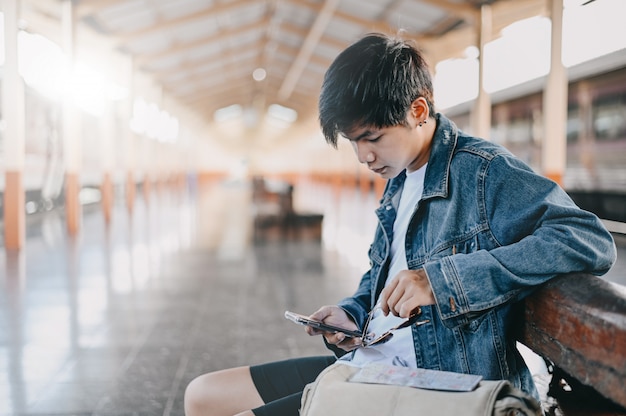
360;305;430;348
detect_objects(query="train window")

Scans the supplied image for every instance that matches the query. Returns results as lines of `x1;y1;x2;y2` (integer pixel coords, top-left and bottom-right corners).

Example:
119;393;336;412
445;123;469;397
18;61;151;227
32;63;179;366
593;94;626;141
566;105;581;143
508;117;533;143
490;122;506;144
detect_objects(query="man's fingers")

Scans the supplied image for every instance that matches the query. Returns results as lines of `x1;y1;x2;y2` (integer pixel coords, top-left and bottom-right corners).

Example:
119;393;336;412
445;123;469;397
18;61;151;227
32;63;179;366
379;280;399;315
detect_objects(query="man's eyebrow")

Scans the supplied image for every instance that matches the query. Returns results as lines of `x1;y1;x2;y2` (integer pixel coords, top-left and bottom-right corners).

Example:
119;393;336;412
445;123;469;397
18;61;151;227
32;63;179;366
347;130;376;142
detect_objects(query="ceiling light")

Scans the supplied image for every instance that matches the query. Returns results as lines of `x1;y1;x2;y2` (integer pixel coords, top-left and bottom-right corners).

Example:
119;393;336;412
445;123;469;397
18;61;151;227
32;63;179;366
267;104;297;123
214;104;243;122
252;67;267;82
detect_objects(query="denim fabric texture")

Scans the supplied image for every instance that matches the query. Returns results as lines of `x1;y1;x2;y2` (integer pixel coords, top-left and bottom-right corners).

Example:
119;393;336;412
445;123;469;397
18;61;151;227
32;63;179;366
336;113;617;397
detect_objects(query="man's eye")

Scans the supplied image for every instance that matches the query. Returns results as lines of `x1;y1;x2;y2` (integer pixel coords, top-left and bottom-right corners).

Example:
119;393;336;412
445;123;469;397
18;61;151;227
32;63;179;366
368;136;382;143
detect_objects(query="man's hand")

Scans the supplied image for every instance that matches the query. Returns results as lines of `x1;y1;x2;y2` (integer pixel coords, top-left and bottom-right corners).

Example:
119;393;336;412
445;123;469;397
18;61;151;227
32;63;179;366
307;305;361;351
379;269;435;318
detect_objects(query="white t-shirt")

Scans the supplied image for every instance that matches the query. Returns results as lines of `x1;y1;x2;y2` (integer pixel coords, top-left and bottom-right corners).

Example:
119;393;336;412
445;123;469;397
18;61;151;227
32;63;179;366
341;164;427;368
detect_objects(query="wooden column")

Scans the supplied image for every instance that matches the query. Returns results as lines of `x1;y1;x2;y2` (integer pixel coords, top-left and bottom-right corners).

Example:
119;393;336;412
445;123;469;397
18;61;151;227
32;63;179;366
62;0;81;235
126;65;137;214
2;0;26;250
100;104;115;224
542;0;568;186
577;81;597;186
142;137;151;204
126;170;135;213
470;4;492;139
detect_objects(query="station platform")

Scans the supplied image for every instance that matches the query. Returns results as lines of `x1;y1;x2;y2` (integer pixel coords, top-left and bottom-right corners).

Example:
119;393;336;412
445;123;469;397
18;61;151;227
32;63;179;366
1;179;624;416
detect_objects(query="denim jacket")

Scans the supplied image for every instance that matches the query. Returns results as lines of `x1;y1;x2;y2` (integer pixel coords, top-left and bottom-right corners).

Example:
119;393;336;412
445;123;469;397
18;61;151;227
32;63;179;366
336;113;616;395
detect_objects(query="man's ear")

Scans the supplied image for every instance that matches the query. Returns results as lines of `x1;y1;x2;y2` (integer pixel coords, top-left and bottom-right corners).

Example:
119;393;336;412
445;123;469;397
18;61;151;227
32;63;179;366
410;97;429;121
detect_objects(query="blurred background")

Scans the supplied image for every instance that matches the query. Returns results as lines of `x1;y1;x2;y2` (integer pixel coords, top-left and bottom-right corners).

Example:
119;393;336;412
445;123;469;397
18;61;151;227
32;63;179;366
0;0;625;215
0;0;625;415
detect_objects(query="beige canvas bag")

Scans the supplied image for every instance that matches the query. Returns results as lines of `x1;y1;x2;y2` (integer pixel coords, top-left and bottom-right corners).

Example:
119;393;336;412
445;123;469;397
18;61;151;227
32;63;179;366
300;363;541;416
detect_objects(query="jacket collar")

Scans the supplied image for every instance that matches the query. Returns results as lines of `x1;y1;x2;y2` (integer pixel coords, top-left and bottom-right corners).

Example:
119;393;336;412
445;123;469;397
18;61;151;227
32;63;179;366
383;113;458;204
422;113;457;200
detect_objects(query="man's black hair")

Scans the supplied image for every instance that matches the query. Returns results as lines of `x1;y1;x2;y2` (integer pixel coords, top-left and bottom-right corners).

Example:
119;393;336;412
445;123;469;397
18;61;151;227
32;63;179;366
318;33;435;147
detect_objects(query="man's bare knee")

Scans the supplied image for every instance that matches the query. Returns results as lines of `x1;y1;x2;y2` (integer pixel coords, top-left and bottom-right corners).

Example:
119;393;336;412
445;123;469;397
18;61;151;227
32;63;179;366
184;373;215;415
184;367;262;416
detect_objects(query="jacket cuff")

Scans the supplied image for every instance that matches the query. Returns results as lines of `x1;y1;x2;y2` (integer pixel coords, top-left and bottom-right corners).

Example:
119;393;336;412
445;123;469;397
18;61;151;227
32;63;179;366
321;303;364;357
336;300;368;329
424;257;472;328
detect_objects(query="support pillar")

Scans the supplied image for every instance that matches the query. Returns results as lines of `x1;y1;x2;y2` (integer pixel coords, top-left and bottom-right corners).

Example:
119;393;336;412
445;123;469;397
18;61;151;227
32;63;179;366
126;170;135;213
126;63;137;214
62;0;81;235
143;137;153;203
470;4;492;139
577;81;597;186
542;0;568;186
100;104;115;224
2;0;26;250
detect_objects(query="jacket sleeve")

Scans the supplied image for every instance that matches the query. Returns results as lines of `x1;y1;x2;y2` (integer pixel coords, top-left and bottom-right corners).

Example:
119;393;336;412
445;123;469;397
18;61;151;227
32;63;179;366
424;153;617;328
336;259;376;329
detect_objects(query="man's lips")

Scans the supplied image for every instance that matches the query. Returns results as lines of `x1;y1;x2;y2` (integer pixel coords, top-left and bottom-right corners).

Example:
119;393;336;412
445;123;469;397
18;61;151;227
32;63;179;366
370;166;386;174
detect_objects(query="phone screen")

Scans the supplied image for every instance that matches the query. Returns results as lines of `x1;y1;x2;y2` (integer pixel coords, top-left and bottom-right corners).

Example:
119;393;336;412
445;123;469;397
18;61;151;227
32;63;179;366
284;311;362;338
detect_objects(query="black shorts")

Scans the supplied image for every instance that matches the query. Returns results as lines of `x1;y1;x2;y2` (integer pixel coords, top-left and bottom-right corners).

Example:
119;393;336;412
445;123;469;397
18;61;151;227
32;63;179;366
250;355;336;416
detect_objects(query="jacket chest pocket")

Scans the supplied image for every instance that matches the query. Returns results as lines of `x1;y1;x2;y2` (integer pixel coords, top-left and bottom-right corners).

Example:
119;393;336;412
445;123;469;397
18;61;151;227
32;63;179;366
450;237;479;255
428;233;481;263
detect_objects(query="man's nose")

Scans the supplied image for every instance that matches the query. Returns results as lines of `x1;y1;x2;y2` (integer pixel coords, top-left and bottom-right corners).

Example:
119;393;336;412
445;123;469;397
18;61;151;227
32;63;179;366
355;142;374;164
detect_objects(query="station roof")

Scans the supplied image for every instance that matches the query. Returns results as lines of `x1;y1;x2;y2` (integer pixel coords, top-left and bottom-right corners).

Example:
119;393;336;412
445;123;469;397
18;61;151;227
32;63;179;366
19;1;550;124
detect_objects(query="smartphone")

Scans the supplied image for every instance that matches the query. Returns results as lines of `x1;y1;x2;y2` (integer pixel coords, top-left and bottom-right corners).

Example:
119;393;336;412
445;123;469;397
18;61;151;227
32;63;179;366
284;311;362;338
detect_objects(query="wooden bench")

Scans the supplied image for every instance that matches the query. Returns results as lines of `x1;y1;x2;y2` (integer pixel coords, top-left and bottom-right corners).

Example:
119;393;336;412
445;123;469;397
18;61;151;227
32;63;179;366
251;177;323;242
253;211;323;242
520;273;626;415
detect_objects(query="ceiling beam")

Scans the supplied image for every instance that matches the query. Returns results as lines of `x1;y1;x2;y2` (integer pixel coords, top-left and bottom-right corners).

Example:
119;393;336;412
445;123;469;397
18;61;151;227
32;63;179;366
76;0;131;18
248;0;279;114
277;0;340;101
418;0;479;23
177;79;263;104
116;0;253;42
190;89;251;107
153;40;330;86
332;8;398;35
159;57;257;85
491;0;547;35
134;17;270;67
161;65;257;93
180;76;313;107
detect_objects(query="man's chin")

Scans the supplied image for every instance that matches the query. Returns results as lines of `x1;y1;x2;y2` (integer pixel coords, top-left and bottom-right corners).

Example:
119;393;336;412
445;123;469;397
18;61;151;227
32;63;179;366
376;168;397;179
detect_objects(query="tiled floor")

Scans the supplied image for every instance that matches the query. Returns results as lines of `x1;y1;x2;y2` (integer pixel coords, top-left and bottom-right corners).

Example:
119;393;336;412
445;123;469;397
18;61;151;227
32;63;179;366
0;178;624;416
0;179;377;416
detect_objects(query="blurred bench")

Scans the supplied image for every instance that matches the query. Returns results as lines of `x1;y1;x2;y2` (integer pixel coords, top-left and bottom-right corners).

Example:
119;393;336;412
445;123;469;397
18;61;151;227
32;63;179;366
519;273;626;415
252;177;323;242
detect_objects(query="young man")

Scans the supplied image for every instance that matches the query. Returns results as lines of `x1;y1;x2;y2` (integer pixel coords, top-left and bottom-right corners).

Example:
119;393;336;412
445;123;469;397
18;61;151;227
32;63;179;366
184;33;616;416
